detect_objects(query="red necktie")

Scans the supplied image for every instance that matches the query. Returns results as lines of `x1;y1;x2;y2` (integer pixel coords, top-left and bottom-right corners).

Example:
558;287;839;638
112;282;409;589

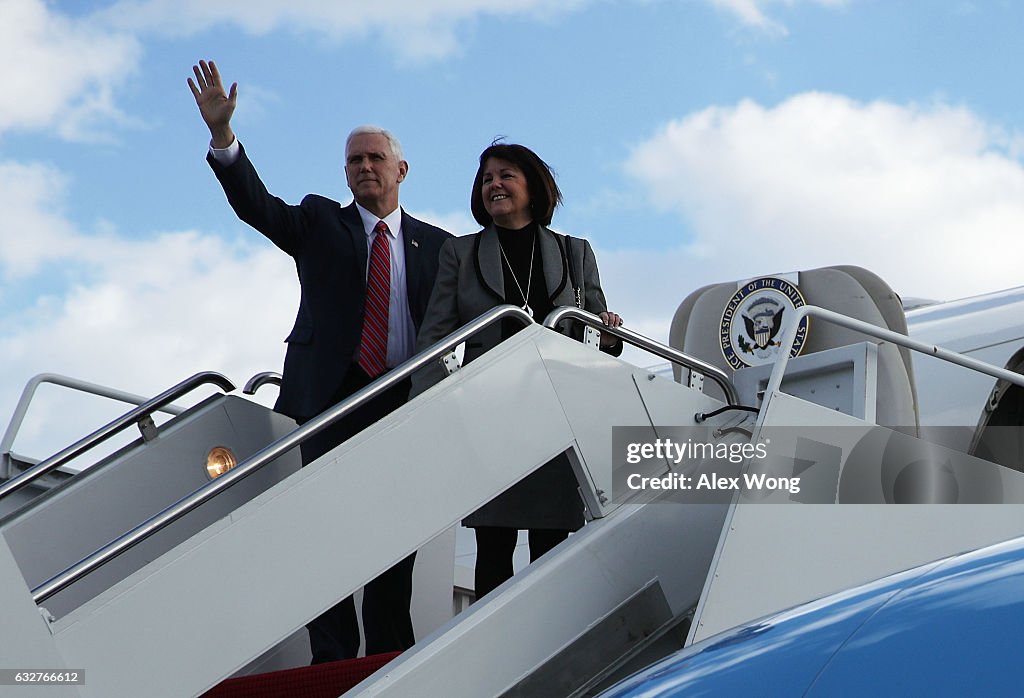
358;221;391;377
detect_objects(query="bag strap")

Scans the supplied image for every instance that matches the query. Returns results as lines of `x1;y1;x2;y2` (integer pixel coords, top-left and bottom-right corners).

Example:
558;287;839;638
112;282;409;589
564;235;583;308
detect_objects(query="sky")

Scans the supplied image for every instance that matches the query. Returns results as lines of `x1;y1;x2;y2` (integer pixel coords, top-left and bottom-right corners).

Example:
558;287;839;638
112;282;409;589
2;0;1023;460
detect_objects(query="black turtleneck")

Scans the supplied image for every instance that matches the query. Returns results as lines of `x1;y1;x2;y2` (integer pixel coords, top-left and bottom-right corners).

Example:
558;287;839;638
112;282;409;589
495;223;551;322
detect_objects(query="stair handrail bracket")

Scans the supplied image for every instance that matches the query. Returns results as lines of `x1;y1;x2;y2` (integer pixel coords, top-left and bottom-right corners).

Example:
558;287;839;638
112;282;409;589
32;305;534;605
542;305;739;404
763;305;1024;423
0;372;236;502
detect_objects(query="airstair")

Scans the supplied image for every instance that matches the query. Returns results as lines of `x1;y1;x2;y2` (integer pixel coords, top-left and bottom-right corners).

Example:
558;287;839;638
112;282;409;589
2;303;1024;697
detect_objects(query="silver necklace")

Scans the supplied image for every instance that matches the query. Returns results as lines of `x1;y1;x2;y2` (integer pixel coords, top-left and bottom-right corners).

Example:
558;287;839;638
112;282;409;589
497;233;536;316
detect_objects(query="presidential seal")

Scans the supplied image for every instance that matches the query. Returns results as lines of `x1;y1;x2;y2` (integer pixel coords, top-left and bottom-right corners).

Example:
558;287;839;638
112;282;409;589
720;277;809;370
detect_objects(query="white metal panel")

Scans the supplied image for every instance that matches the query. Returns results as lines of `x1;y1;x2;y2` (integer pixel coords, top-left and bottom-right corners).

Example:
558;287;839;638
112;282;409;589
733;342;878;421
906;286;1024;355
0;540;80;697
350;360;731;696
690;392;1024;643
907;287;1024;428
43;327;660;697
691;503;1024;644
352;497;730;697
2;396;301;619
234;527;457;675
534;345;721;516
534;339;644;515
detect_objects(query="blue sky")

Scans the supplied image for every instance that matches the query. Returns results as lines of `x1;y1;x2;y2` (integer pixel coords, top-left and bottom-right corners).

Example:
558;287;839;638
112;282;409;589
2;0;1023;458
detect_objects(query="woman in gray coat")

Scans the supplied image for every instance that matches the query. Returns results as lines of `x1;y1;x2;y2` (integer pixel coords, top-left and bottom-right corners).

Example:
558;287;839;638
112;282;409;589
413;142;622;599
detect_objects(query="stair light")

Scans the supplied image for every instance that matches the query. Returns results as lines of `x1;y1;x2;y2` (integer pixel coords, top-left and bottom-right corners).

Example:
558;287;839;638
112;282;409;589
205;446;238;480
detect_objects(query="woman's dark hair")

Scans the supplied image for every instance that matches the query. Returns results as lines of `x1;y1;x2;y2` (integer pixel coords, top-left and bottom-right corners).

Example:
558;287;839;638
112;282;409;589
470;142;563;227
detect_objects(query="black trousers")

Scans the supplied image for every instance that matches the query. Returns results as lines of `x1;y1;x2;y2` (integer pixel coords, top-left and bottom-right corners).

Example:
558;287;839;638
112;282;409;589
473;527;569;600
299;365;416;663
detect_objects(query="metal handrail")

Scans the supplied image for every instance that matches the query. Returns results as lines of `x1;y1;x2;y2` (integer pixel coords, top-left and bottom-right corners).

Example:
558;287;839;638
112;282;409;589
1;374;186;464
243;372;282;395
764;305;1024;409
32;305;533;604
0;372;236;502
542;306;740;405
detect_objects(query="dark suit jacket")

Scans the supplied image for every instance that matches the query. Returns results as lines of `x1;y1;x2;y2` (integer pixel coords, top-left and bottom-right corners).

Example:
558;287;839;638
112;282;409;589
410;224;618;530
209;144;452;420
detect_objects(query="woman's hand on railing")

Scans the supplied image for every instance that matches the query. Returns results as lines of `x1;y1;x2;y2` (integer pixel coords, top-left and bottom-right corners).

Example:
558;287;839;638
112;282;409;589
599;311;623;348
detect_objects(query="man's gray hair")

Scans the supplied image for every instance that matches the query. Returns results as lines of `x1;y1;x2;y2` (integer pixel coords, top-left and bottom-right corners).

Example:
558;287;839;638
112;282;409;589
346;125;404;161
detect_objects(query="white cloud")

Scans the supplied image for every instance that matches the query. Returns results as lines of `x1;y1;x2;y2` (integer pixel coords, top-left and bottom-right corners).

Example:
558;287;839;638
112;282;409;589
0;0;591;141
0;0;846;144
0;0;140;140
98;0;588;61
0;161;84;277
0;0;853;145
410;209;479;237
95;0;849;56
709;0;848;35
19;231;298;387
624;93;1024;302
0;165;302;459
1;231;299;460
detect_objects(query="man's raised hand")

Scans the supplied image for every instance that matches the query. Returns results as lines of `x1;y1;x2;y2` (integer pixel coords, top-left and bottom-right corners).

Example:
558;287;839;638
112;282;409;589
188;60;237;148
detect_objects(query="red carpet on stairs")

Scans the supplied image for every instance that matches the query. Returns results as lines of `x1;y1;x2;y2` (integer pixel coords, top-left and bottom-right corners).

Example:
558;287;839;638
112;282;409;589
201;652;402;698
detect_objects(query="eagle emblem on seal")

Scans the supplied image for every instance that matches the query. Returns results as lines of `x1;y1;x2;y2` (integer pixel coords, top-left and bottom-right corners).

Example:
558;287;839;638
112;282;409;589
720;277;809;370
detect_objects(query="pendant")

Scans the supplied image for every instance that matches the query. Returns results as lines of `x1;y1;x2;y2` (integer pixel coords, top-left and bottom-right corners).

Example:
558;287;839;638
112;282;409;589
523;303;533;317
